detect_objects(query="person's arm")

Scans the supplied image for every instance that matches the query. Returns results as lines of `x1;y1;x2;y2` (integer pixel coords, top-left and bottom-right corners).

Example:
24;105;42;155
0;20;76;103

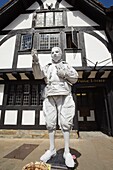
32;49;45;79
56;62;78;85
64;65;78;85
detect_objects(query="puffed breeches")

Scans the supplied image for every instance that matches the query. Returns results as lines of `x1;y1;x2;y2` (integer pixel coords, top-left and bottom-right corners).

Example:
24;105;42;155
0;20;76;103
43;94;75;131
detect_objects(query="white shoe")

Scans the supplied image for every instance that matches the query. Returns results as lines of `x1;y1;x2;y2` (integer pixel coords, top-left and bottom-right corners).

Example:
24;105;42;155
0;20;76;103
63;152;75;168
40;149;56;162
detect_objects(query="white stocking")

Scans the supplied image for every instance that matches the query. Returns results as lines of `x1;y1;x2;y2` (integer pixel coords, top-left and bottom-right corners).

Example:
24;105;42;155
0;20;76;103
62;130;70;154
48;130;56;151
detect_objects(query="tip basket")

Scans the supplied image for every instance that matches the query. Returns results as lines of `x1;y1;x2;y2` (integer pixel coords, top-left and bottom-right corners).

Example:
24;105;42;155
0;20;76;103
22;161;51;170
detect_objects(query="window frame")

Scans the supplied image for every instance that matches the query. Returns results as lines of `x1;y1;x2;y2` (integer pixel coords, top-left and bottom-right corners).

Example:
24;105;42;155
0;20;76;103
39;32;61;50
20;34;33;51
7;83;39;106
34;9;66;28
66;29;78;49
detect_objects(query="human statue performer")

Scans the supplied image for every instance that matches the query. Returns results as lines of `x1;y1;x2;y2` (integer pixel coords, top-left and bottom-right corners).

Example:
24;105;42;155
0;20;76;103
32;47;78;168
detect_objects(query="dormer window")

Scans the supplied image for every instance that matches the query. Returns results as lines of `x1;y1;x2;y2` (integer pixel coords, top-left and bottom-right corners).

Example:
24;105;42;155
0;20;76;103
34;10;65;27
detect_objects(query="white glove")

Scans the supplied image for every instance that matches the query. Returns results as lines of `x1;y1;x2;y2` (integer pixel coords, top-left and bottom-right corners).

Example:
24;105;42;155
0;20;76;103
56;62;66;78
32;49;39;64
57;68;65;78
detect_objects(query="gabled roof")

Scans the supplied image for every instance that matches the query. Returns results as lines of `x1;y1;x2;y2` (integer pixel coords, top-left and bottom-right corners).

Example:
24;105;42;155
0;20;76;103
0;0;34;30
0;0;111;31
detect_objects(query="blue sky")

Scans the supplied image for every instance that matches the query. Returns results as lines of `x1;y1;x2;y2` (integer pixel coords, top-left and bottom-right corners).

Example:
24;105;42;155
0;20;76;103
0;0;113;8
99;0;113;7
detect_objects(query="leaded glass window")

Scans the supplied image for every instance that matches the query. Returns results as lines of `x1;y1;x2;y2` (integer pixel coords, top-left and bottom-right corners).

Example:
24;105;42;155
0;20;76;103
20;34;32;51
7;85;15;105
55;12;63;26
35;11;63;27
7;84;39;106
39;33;60;50
31;85;38;105
15;85;22;105
23;84;30;105
46;12;53;26
36;13;44;27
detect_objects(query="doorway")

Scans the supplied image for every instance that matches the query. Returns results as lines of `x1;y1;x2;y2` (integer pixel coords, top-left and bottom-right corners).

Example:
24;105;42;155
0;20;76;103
76;86;109;134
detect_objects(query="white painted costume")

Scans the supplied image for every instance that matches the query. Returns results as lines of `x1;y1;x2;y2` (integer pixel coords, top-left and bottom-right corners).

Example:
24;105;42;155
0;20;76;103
32;47;78;168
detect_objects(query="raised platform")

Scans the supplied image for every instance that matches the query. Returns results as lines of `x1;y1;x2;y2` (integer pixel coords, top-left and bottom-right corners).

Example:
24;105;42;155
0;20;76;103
0;130;79;139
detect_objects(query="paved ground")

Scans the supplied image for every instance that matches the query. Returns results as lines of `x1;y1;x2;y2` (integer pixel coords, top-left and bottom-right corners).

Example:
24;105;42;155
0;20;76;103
0;132;113;170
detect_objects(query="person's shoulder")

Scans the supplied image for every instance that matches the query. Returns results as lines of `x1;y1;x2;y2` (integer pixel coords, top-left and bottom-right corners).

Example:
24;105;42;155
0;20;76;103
44;63;52;69
62;61;68;64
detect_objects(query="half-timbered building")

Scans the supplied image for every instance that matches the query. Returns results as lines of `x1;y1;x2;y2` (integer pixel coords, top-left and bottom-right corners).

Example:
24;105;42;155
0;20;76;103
0;0;113;136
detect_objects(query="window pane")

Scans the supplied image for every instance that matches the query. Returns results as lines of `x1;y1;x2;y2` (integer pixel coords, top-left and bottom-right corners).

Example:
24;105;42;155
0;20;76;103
7;84;40;106
39;34;60;50
23;84;30;105
36;13;44;27
50;34;60;48
15;85;22;105
46;12;53;26
66;32;77;48
7;85;15;105
20;34;32;50
31;85;38;105
39;34;49;49
55;12;63;26
39;84;45;105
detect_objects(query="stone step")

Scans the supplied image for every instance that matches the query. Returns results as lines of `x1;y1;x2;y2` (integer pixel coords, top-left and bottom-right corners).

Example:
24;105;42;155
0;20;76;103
0;130;79;139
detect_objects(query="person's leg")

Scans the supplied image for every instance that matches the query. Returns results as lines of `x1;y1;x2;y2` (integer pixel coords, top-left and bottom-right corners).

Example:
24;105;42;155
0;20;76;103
61;129;75;167
60;95;75;167
49;130;56;151
40;97;57;162
62;130;70;154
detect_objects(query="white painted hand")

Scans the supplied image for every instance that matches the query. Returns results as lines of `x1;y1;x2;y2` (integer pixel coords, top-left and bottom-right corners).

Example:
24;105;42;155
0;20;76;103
32;49;39;63
57;68;65;78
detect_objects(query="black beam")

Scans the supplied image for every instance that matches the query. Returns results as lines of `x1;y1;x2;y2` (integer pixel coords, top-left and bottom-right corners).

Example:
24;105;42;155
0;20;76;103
25;71;34;80
108;71;113;78
12;72;21;80
95;70;105;79
83;70;91;79
0;73;9;80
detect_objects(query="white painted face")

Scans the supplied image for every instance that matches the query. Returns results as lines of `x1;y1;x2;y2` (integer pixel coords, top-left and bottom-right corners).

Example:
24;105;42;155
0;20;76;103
51;47;62;63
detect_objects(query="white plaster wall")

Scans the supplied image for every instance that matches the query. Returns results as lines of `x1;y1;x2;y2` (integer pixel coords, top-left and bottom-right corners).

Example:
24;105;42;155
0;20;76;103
94;30;108;42
17;54;32;68
67;11;99;27
0;36;16;69
38;54;52;67
66;52;82;67
0;85;4;105
3;14;32;30
84;33;113;66
22;110;35;125
4;110;18;125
